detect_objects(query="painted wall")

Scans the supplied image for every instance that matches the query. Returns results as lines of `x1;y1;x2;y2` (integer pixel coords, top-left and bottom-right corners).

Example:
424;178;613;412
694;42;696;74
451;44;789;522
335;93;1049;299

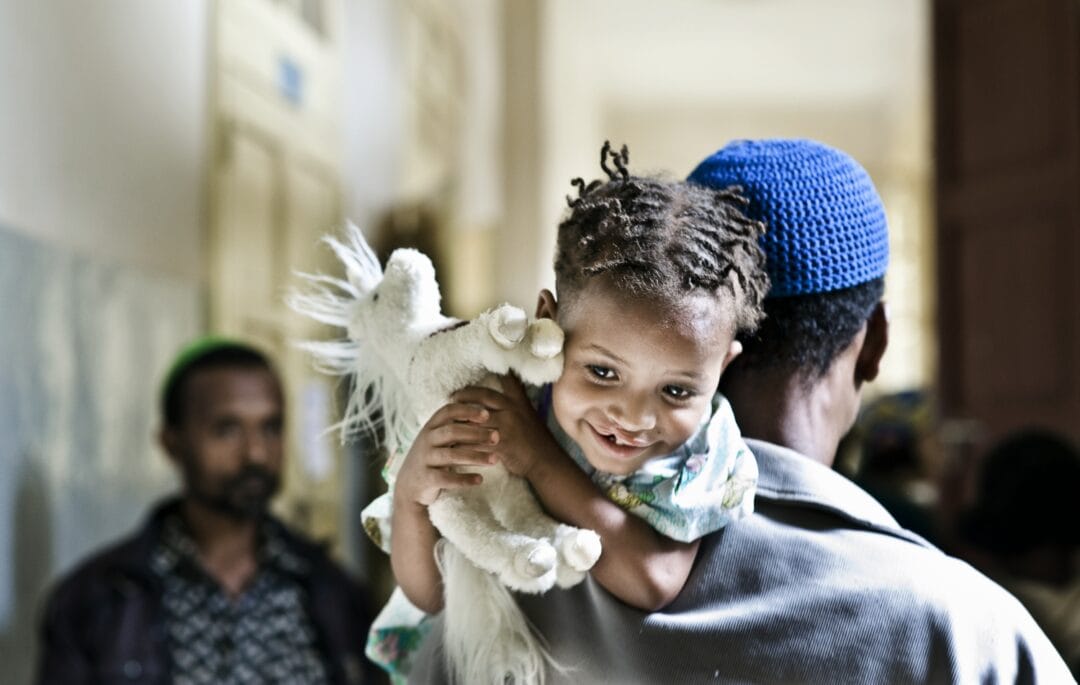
498;0;934;392
342;0;405;230
0;2;208;681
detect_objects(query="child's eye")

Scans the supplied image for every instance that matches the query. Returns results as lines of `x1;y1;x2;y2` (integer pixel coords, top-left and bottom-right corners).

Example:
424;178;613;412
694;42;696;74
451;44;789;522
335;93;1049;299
662;385;695;401
586;365;617;381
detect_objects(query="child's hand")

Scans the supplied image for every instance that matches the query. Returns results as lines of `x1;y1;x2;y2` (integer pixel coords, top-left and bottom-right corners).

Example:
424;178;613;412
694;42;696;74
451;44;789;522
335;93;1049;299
393;402;500;507
451;376;560;479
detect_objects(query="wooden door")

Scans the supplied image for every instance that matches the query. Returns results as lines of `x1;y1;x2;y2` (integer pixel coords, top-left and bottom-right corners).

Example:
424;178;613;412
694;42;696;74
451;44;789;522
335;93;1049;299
934;0;1080;455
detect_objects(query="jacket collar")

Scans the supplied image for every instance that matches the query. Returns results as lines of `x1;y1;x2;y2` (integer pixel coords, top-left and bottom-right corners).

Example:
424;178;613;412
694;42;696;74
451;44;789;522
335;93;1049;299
111;497;313;582
747;438;932;548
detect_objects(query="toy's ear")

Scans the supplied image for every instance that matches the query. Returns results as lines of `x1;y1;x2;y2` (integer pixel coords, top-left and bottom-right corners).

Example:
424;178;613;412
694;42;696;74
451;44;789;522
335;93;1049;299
536;289;558;321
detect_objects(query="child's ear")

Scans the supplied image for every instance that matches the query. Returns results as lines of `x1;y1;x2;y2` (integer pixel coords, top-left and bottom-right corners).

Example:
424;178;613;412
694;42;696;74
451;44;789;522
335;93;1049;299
536;289;558;320
721;339;743;371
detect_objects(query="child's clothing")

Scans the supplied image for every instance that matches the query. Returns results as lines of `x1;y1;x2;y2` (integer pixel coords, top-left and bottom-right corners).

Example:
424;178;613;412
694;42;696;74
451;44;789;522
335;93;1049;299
361;385;758;680
535;385;757;542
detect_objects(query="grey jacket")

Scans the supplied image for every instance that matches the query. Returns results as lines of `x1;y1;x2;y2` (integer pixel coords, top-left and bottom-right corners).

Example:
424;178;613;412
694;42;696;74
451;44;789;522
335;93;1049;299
410;439;1073;684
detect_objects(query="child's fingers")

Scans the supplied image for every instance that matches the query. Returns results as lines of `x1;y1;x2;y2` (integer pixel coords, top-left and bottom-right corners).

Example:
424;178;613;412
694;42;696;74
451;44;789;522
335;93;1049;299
430;468;483;491
414;467;483;504
451;385;508;410
498;374;529;403
442;466;486;488
427;422;500;449
426;401;490;427
428;446;498;468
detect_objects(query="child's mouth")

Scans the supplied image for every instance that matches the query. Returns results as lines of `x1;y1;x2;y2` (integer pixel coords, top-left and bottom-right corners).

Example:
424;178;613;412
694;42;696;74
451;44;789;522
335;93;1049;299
590;425;649;459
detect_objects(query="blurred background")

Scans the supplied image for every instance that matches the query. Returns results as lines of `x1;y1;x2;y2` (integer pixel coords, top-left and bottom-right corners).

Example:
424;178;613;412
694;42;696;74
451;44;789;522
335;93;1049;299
1;0;1077;681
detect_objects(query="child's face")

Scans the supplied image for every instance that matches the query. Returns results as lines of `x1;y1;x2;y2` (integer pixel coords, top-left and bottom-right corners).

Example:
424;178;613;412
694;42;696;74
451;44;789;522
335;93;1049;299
539;283;740;476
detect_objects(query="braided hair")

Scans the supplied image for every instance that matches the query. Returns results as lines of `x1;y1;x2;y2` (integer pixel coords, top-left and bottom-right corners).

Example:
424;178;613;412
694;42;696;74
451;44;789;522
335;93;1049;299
554;142;769;332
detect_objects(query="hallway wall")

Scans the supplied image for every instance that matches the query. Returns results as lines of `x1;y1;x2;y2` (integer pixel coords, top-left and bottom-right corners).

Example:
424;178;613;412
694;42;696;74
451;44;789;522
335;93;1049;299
0;2;209;682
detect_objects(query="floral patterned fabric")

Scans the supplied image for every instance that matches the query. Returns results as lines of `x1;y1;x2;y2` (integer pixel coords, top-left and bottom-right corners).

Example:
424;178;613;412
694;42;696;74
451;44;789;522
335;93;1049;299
537;386;757;542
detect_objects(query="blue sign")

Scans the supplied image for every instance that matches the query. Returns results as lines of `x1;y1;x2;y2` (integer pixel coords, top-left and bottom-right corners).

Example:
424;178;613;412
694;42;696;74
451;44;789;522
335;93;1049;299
278;55;304;107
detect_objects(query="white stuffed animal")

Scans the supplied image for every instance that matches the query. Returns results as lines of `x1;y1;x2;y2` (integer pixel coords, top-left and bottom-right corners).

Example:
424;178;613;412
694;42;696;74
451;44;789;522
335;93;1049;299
290;224;602;684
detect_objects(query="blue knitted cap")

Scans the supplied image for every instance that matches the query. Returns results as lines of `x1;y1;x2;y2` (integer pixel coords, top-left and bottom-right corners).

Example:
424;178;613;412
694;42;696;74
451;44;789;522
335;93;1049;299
688;139;889;298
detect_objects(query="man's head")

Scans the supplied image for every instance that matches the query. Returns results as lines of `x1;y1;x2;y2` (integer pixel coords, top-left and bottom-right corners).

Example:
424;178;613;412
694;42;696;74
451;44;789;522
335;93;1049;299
960;429;1080;585
688;139;890;457
689;138;889;380
159;337;284;519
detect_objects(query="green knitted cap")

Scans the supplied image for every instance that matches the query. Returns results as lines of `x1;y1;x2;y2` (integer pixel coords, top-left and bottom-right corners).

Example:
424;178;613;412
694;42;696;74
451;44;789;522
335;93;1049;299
159;335;260;408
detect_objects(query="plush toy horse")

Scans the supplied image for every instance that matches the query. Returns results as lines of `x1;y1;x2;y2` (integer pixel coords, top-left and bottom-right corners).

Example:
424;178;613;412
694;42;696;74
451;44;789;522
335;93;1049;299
290;224;602;684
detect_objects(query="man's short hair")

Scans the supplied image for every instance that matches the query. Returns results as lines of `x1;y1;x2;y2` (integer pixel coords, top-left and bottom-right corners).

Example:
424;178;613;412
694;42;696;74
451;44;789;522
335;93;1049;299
688;139;889;379
160;336;275;427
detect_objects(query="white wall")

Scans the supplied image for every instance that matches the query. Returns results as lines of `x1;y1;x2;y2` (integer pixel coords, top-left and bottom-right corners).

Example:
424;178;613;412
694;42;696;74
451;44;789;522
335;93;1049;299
0;2;209;682
0;0;209;280
496;0;933;391
341;0;405;230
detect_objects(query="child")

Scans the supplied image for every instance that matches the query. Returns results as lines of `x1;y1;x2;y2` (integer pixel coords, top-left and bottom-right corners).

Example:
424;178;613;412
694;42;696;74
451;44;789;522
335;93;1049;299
390;141;769;618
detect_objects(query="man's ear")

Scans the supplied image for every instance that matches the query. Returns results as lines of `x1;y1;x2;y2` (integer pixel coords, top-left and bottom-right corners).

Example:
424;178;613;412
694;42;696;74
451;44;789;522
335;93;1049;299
855;302;889;383
536;289;558;320
721;339;743;372
158;426;181;465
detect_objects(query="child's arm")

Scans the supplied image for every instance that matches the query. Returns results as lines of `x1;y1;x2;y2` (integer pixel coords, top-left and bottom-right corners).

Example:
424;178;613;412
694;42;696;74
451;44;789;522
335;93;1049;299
390;402;500;613
451;381;699;612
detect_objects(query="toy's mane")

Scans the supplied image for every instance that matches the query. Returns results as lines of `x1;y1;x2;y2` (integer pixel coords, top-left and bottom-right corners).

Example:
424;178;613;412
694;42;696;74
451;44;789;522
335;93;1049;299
289;224;421;455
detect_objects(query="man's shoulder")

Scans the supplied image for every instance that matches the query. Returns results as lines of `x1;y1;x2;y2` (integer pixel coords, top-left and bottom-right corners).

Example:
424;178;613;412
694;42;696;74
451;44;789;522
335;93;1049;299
699;444;1072;679
43;518;157;621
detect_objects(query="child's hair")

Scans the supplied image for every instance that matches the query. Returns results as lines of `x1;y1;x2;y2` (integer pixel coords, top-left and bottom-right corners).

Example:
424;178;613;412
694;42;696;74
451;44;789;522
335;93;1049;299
554;142;769;332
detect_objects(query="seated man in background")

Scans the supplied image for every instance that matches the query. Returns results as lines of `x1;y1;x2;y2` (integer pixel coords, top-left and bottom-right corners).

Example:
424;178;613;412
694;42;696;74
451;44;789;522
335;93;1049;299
958;428;1080;678
37;337;374;684
842;389;941;546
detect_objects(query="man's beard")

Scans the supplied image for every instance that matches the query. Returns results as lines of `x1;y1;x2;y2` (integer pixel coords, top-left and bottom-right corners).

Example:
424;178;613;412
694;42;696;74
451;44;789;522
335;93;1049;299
187;464;281;520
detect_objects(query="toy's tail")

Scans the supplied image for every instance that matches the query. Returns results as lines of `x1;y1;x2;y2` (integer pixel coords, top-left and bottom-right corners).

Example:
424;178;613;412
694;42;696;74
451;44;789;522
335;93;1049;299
438;541;558;685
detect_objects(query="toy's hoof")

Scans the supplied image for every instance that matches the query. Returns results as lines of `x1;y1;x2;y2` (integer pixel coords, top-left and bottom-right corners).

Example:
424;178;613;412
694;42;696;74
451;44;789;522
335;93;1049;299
555;565;587;589
489;305;527;348
562;529;602;571
515;543;557;579
528;320;564;359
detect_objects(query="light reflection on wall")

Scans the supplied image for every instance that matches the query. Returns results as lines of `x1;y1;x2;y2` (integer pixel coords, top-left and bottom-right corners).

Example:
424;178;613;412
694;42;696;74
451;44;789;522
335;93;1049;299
0;227;200;683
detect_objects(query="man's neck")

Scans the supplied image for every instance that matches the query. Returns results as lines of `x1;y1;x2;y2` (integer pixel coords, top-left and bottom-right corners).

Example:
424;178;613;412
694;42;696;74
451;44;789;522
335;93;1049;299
723;369;846;468
180;498;262;596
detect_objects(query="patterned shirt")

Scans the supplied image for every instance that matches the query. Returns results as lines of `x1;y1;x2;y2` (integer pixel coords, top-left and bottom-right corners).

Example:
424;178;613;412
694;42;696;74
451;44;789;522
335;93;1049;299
151;514;330;684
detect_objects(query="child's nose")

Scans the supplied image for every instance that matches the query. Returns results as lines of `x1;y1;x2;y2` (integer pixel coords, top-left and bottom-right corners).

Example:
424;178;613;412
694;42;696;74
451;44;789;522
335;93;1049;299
608;395;656;433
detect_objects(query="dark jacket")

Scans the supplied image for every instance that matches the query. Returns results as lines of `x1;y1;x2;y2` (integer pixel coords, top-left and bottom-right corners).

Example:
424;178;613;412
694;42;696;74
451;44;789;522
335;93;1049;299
36;499;374;684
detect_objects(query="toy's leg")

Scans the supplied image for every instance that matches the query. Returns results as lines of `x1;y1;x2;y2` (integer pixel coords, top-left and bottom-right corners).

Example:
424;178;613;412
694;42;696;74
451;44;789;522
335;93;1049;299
553;525;602;588
488;474;602;589
428;489;559;594
486;304;528;349
487;473;563;539
526;318;563;359
512;319;565;385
